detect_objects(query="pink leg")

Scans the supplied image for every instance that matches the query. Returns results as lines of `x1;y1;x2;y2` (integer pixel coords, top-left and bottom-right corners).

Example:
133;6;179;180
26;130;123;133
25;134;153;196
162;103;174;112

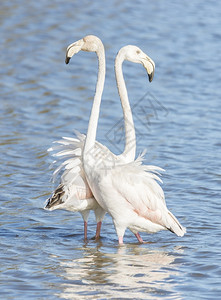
135;232;143;243
118;236;124;245
84;221;87;241
95;221;102;239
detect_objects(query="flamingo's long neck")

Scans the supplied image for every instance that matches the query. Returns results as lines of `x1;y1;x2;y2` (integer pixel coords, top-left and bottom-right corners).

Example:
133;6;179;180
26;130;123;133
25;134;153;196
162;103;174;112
115;52;136;161
83;44;105;162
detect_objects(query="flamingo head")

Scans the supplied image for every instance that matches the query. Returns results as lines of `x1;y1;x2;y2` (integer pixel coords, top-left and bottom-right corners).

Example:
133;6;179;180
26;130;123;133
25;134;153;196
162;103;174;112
119;45;155;82
65;35;103;64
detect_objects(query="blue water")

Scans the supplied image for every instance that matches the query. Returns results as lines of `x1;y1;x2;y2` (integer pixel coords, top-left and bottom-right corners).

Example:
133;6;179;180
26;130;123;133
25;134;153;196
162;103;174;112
0;0;221;299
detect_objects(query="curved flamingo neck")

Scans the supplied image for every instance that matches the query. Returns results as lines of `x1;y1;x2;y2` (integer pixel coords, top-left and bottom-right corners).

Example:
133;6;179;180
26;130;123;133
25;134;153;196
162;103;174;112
115;51;136;161
83;44;105;161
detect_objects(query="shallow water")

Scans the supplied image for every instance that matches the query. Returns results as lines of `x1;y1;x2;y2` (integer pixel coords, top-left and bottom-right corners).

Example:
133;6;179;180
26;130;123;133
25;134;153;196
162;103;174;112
0;0;221;299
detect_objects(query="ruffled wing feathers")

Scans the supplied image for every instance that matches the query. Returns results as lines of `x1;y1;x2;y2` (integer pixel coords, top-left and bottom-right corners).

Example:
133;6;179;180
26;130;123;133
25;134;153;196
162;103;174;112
110;155;186;236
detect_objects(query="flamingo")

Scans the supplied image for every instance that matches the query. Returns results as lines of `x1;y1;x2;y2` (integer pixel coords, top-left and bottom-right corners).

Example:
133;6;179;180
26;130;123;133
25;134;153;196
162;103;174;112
45;35;155;242
81;42;186;245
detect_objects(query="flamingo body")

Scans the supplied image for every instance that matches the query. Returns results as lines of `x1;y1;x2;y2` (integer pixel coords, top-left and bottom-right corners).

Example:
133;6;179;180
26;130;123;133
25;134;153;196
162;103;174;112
84;153;186;243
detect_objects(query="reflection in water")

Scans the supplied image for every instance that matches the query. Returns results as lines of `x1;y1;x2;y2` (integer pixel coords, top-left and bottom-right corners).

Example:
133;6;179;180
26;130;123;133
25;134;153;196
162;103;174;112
56;244;183;299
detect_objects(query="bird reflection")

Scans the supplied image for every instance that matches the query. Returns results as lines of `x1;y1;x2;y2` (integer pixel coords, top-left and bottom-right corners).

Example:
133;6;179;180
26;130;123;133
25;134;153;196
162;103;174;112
56;243;183;299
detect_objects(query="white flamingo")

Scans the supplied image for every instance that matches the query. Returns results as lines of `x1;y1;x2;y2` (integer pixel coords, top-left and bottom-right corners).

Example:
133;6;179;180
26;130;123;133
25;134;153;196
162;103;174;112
45;35;154;242
81;41;186;245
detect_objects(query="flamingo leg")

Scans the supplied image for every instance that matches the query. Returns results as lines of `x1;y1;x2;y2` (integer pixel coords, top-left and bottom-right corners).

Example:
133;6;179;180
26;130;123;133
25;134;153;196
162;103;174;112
118;236;124;245
95;221;102;239
84;221;87;241
134;232;143;243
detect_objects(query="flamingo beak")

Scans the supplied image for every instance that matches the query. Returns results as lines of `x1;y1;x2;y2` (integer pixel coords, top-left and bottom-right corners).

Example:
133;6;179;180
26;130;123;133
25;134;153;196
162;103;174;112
65;56;71;64
148;69;154;82
142;56;155;82
65;39;84;64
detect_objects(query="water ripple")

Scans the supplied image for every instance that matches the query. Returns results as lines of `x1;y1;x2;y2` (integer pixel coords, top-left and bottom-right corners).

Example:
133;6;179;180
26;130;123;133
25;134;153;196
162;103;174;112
0;0;221;299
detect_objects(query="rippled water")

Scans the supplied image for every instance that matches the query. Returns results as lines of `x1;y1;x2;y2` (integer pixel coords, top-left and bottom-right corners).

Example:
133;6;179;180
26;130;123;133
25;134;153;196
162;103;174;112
1;0;221;299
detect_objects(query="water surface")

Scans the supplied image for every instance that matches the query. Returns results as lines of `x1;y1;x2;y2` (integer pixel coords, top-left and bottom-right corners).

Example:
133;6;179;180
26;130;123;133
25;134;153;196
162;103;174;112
0;0;221;299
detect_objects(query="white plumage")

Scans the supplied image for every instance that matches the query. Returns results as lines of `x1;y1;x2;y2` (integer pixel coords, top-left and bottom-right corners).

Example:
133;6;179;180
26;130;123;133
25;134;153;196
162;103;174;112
84;151;186;244
45;35;156;242
45;132;106;240
79;37;186;244
45;35;186;244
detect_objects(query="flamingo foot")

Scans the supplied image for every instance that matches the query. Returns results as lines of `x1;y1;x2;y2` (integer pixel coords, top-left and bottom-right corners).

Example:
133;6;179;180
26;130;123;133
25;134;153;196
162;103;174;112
95;221;102;239
84;221;87;241
135;232;143;243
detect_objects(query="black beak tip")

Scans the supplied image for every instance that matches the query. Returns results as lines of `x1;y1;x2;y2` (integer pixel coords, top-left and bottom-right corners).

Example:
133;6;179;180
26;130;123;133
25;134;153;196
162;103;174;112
148;71;154;82
148;74;153;82
65;56;70;64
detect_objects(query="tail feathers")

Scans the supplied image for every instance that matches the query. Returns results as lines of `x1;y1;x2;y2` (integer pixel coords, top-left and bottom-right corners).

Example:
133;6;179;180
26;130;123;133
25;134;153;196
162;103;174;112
166;211;186;237
45;184;65;210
